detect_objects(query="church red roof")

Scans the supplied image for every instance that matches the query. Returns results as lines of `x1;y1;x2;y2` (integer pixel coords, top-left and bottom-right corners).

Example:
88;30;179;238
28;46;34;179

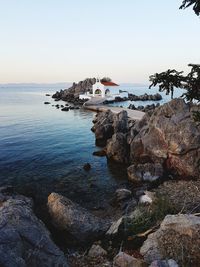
101;81;119;86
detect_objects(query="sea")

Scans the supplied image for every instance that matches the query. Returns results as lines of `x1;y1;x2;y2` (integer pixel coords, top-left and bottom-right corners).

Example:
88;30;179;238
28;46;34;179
0;84;183;212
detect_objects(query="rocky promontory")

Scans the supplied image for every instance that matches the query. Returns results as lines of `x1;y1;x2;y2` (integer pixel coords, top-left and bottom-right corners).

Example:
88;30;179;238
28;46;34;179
92;98;200;180
52;78;96;105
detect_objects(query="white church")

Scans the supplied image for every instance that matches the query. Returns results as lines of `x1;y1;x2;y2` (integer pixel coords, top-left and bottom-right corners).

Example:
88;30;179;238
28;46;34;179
79;78;128;100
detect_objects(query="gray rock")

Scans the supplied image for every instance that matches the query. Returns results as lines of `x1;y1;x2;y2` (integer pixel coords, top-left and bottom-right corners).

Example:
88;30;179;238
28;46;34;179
83;163;91;171
140;214;200;266
149;259;179;267
53;78;96;99
113;110;129;133
130;99;200;178
115;189;132;202
88;244;107;258
48;193;110;243
61;107;69;111
92;110;114;147
0;191;68;267
113;252;147;267
106;133;129;164
95;123;114;146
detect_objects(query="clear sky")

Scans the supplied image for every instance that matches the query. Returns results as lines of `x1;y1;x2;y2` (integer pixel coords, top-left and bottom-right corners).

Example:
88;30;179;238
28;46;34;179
0;0;199;83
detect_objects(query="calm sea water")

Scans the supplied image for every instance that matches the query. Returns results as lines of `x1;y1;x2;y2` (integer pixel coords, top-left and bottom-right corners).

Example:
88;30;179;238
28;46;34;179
0;85;183;210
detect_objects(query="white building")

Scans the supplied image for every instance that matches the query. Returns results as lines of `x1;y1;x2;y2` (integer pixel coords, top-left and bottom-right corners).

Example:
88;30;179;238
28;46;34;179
92;78;107;97
79;78;128;100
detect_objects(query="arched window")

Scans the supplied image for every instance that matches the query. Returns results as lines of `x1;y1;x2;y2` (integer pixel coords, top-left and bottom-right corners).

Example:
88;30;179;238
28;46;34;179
95;89;102;95
105;88;110;95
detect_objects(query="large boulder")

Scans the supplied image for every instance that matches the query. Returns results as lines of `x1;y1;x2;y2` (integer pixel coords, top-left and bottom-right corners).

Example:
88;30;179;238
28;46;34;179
140;214;200;266
130;99;200;178
48;193;110;244
0;188;68;267
113;110;129;133
92;110;114;147
92;110;129;148
106;133;129;164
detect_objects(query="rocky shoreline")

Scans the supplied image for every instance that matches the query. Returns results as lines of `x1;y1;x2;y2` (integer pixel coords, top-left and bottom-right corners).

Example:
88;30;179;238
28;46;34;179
92;98;200;179
2;178;200;267
1;97;200;267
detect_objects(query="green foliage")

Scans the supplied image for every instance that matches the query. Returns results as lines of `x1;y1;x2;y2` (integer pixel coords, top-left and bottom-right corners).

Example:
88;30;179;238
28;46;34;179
149;64;200;121
124;196;177;236
180;0;200;16
149;69;185;99
182;64;200;102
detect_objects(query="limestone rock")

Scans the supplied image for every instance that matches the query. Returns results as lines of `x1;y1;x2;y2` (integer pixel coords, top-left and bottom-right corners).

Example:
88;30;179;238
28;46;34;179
92;99;200;179
48;193;110;243
92;110;114;147
0;189;68;267
115;189;132;202
113;110;129;133
106;133;129;164
131;99;200;178
140;214;200;266
53;78;96;99
149;259;179;267
127;163;163;183
88;244;107;258
95;123;114;146
113;252;147;267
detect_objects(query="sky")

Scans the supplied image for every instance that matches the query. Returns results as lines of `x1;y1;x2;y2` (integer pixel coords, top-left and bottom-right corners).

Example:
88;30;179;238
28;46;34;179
0;0;199;84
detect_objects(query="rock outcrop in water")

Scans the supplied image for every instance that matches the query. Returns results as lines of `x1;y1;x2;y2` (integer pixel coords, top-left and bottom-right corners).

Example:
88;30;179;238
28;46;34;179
0;187;68;267
52;78;96;104
128;93;162;101
92;99;200;179
128;103;160;113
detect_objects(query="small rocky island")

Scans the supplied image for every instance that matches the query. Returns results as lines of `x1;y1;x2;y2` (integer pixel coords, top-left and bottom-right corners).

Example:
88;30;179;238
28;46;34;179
51;78;163;113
